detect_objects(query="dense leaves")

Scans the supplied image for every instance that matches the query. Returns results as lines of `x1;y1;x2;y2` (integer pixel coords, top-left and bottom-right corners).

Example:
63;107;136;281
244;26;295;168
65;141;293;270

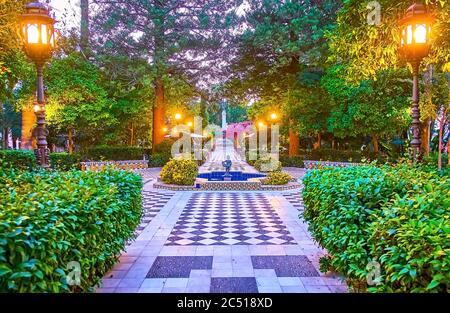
0;167;142;292
160;158;198;186
302;165;449;292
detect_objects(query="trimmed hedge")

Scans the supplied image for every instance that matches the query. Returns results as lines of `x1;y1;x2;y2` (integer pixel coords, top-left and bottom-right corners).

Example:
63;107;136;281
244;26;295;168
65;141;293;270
279;149;388;168
0;150;36;170
302;165;449;293
83;146;148;161
160;159;198;186
149;153;170;168
253;158;282;172
49;153;82;171
262;171;292;185
0;167;142;292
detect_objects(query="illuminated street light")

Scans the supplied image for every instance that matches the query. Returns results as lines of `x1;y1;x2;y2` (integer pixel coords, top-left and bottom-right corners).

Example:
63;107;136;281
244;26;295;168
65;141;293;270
399;3;433;162
20;1;57;168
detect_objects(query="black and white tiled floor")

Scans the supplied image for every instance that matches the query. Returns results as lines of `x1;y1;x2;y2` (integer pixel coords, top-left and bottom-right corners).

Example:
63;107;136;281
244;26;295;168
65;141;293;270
166;193;296;246
283;192;304;211
132;191;174;239
98;143;347;293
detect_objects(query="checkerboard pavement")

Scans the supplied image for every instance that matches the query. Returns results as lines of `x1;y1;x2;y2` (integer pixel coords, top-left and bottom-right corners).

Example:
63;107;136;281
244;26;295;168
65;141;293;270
282;192;304;212
165;193;296;246
99;189;348;293
132;191;174;240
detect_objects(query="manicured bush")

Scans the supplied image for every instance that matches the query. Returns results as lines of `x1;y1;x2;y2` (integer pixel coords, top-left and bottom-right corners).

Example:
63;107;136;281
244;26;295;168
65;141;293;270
253;157;282;172
282;149;389;166
49;153;82;171
0;150;36;170
262;171;293;185
154;138;175;156
302;165;449;293
280;155;304;168
160;158;198;186
0;167;142;292
82;146;147;161
149;153;170;167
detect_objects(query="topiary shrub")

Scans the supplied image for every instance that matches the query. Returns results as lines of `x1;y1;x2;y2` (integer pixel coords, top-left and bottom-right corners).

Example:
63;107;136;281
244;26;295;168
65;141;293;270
302;164;449;293
253;157;282;172
82;146;146;161
262;171;293;185
0;166;142;292
49;153;81;171
0;150;36;170
148;153;170;167
280;155;305;168
160;158;198;186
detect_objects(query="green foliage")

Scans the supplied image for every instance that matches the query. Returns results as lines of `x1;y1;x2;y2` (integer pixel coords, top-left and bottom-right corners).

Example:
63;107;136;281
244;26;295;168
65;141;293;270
149;153;170;168
49;153;81;171
322;67;411;139
44;53;118;148
280;155;304;168
0;150;36;170
160;159;198;186
83;146;147;161
0;167;142;292
262;171;293;185
328;0;450;80
253;157;282;172
302;165;449;292
0;0;29;62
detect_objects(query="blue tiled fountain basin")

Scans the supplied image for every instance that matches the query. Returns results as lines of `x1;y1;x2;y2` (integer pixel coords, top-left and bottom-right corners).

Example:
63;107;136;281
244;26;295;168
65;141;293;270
197;171;266;182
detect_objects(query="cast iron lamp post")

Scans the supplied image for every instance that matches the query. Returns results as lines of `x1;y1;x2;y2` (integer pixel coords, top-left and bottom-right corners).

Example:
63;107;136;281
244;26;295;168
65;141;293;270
399;3;433;162
20;1;57;168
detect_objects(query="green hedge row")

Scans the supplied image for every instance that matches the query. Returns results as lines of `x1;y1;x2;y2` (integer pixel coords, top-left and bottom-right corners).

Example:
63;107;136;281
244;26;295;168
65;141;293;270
0;150;36;170
0;167;142;292
280;149;388;168
302;165;449;293
82;146;149;161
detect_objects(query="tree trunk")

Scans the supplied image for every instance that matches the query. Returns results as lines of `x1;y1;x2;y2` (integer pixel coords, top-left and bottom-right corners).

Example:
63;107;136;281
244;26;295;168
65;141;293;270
21;106;35;150
129;122;135;146
288;127;299;156
313;133;321;150
80;0;90;57
438;121;443;171
152;78;165;151
67;128;74;154
152;3;166;152
421;119;431;156
372;135;379;154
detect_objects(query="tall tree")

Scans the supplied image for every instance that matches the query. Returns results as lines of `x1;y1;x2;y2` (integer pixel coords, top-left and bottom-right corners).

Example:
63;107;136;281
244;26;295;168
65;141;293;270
92;0;241;151
80;0;90;57
227;0;341;155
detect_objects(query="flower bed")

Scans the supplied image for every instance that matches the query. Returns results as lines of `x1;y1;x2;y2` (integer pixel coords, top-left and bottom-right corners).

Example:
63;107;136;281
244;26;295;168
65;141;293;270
302;165;449;293
0;167;142;292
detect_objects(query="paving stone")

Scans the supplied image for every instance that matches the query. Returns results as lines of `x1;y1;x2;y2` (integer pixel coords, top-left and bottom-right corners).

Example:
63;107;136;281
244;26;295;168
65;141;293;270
251;256;319;277
100;279;121;288
278;277;303;286
141;278;166;288
162;287;186;293
147;256;213;278
253;269;277;277
117;278;145;288
281;285;307;293
210;277;258;293
305;285;331;293
165;278;189;288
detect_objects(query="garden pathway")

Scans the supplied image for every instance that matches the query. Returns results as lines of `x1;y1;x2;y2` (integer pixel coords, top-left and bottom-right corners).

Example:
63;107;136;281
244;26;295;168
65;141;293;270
97;142;347;293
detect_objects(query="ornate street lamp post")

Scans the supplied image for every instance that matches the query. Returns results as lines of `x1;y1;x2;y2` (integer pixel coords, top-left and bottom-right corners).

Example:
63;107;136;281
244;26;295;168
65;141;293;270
20;2;57;167
399;3;433;162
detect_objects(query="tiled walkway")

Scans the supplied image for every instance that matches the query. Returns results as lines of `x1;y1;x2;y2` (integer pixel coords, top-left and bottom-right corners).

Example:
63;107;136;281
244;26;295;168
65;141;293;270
97;141;347;293
98;186;347;293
